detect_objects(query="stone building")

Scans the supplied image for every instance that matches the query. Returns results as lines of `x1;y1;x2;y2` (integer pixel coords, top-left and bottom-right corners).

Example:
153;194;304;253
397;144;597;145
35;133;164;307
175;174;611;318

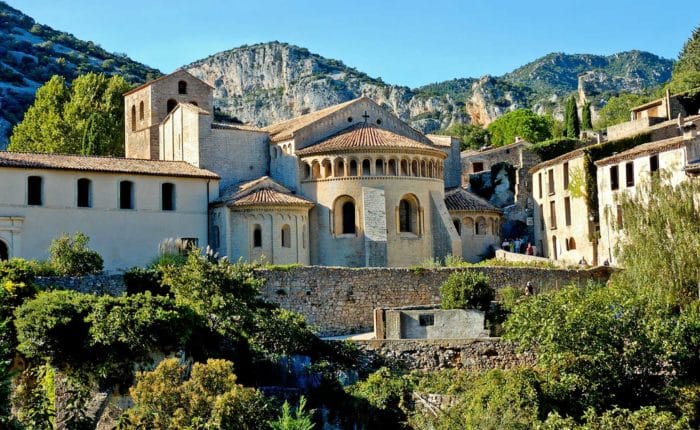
0;70;501;269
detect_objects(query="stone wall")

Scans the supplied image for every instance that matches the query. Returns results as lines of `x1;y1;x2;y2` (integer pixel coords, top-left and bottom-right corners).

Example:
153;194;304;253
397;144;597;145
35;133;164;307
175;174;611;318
258;265;613;335
352;338;535;371
35;275;126;295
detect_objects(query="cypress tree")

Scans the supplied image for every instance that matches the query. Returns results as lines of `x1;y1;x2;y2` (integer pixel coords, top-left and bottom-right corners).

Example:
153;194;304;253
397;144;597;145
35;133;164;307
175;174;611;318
565;96;580;139
581;102;592;130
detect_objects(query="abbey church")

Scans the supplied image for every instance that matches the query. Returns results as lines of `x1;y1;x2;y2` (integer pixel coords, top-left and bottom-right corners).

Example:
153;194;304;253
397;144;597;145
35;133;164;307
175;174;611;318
0;70;501;270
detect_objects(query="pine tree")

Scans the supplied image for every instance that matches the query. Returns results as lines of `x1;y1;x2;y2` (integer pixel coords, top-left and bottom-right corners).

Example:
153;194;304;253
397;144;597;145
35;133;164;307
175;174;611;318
581;102;592;130
668;25;700;93
564;96;580;138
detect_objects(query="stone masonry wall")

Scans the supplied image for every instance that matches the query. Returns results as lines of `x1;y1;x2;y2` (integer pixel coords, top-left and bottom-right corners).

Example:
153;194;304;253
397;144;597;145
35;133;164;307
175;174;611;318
353;338;535;371
35;275;126;295
258;266;613;335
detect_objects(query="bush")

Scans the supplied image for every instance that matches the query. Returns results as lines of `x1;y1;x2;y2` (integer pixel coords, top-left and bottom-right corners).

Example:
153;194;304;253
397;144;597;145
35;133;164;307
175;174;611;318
0;258;38;285
251;307;320;357
49;232;103;276
123;267;167;296
440;271;494;311
348;367;414;428
269;396;315;430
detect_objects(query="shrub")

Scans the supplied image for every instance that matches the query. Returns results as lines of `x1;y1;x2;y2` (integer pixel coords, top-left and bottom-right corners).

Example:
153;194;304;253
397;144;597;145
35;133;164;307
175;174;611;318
0;258;38;284
49;232;103;276
348;367;414;428
123;267;167;296
269;396;315;430
440;271;494;311
251;307;320;357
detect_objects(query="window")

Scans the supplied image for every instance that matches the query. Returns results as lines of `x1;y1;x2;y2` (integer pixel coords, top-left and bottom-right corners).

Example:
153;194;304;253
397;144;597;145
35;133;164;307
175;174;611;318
178;80;187;94
281;224;291;248
538;173;543;199
475;217;488;235
419;314;435;326
131;105;136;131
472;162;484;173
650;155;659;173
211;226;220;249
398;196;420;234
375;159;384;176
334;196;356;235
27;176;42;206
349;160;358;176
453;219;461;235
342;201;356;234
564;197;571;226
549;200;557;229
362;159;371;176
563;162;570;189
253;224;262;248
464;217;474;235
625;162;634;187
0;240;7;261
548;169;555;195
167;99;177;114
552;236;558;260
539;204;544;231
77;178;91;208
610;165;619;190
119;181;134;209
139;101;144;120
162;183;175;211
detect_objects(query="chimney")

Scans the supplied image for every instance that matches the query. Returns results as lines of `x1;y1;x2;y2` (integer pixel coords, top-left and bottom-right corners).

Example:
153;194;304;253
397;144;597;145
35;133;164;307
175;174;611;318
514;136;521;143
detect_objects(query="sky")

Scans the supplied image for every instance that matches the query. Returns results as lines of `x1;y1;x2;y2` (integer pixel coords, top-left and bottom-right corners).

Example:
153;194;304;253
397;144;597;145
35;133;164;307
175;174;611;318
7;0;699;88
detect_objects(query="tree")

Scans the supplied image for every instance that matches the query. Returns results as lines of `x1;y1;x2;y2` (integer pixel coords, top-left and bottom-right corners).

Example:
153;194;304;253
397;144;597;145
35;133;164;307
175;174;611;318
122;358;271;429
49;232;103;276
674;25;700;77
269;396;315;430
439;123;489;150
9;72;131;156
440;271;494;311
595;93;650;129
565;96;580;138
581;102;593;130
486;109;553;146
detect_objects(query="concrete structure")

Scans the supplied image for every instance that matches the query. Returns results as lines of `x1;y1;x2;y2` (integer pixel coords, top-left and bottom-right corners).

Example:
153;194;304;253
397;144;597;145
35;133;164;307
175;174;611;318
374;305;488;340
0;152;218;271
595;121;700;265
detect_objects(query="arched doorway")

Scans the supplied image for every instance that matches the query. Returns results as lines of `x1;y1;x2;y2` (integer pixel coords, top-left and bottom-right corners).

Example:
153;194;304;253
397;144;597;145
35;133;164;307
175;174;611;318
0;240;8;261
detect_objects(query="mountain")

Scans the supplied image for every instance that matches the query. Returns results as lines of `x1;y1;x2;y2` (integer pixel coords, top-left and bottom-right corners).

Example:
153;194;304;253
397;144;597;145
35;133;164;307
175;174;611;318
0;1;160;148
185;43;673;133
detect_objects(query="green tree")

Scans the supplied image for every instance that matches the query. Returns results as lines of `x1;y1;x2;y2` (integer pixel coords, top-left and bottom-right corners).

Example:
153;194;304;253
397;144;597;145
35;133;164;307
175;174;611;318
439;123;489;150
581;101;592;130
595;93;650;129
9;72;131;156
122;358;271;430
486;109;553;146
565;96;580;138
440;271;494;311
269;396;315;430
48;232;103;276
674;25;700;77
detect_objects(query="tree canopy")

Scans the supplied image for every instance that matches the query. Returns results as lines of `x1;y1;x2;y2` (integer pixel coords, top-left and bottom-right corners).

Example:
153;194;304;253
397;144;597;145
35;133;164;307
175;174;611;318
8;73;131;156
486;109;553;146
594;93;650;129
565;95;580;138
668;25;700;94
438;123;488;151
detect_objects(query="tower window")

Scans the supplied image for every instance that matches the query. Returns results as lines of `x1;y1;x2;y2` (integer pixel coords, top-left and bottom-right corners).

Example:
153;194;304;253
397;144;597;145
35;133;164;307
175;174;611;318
178;80;187;94
119;181;134;209
281;224;291;248
77;178;92;208
253;224;262;248
342;201;356;234
139;101;144;120
27;176;42;206
167;99;177;114
131;105;136;131
162;183;175;211
610;165;619;190
399;195;420;234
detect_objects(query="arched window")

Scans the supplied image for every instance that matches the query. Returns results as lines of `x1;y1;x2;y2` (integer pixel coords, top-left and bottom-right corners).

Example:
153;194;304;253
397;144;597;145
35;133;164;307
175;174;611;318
0;240;8;261
322;159;332;178
178;80;187;94
400;159;409;176
211;226;220;249
411;160;419;176
167;99;177;114
568;237;576;250
77;178;91;208
464;217;474;235
27;176;43;206
453;219;461;235
335;159;345;177
333;195;356;235
162;182;175;211
362;159;371;176
420;160;427;177
119;180;134;209
342;201;356;234
253;224;262;248
302;162;310;179
349;160;358;176
475;217;487;235
388;159;397;176
281;224;291;248
398;194;420;234
375;159;385;176
311;161;321;179
131;105;136;131
139;101;144;120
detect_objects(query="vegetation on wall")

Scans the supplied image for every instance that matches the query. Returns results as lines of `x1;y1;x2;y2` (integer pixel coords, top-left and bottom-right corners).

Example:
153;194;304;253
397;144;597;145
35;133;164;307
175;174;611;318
439;271;494;311
527;137;581;161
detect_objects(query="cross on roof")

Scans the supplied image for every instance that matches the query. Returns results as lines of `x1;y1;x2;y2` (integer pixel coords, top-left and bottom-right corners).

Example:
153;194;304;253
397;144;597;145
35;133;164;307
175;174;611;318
362;111;370;122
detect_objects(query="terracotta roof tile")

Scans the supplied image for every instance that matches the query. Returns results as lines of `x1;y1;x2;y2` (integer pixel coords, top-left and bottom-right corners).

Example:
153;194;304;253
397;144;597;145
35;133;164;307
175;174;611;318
262;98;361;142
445;188;501;213
0;152;219;179
295;122;445;157
595;135;694;166
214;176;314;208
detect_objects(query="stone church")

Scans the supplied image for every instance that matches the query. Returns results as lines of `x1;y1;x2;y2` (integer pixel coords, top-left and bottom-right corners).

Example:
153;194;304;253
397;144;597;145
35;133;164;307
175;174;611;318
0;70;501;270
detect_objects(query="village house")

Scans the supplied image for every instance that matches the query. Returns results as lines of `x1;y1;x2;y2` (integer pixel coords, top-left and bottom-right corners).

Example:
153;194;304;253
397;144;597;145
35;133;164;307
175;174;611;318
0;70;501;270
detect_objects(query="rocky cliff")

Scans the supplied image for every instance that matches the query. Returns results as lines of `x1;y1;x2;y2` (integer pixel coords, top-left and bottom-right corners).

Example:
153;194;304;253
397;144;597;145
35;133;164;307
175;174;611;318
185;43;673;133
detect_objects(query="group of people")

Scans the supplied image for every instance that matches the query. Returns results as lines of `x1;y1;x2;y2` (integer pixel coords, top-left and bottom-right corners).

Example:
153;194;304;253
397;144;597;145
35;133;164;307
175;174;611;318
501;239;538;257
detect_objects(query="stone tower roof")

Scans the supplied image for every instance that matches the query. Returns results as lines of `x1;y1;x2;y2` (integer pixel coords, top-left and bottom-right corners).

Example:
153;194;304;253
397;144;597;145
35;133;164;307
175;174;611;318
213;176;314;208
444;187;501;214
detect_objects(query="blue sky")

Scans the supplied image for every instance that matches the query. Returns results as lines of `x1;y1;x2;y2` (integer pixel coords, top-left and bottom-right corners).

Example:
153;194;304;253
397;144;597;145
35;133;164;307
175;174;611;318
8;0;699;88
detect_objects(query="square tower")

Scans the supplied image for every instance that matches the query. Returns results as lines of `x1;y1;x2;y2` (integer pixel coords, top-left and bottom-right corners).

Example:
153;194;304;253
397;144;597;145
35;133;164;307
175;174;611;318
123;70;215;159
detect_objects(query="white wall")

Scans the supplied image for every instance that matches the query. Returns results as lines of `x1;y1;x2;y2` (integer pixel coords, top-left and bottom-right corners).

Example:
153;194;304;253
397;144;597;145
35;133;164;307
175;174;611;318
0;167;216;272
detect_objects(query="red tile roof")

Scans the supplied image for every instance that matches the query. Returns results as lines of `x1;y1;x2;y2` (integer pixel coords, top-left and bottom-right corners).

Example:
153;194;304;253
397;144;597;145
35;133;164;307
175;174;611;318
444;187;501;213
0;151;219;179
295;122;446;157
214;176;314;208
262;98;362;142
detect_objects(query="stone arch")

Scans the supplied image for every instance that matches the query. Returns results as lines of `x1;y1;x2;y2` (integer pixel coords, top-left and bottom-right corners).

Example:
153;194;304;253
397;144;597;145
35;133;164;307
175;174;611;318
411;160;419;176
398;193;420;235
362;159;371;176
463;217;474;235
281;224;291;248
349;159;359;176
375;158;385;176
334;158;346;177
333;195;357;235
322;159;332;178
420;160;427;177
311;161;321;179
0;239;8;261
301;162;311;179
178;80;187;94
400;159;409;176
475;216;488;235
388;159;397;176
